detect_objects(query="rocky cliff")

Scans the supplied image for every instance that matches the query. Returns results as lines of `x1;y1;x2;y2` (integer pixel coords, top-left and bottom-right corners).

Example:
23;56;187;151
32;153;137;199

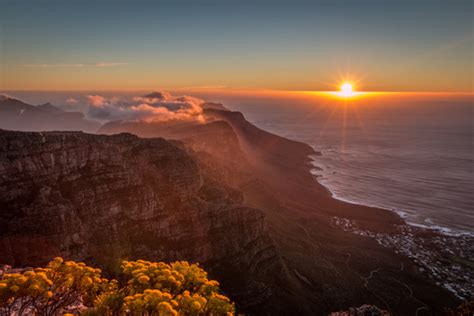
0;129;279;310
99;119;253;189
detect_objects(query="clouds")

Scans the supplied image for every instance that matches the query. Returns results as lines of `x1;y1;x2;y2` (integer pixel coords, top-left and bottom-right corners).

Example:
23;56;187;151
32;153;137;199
87;95;108;107
21;62;128;68
65;98;79;104
86;92;205;123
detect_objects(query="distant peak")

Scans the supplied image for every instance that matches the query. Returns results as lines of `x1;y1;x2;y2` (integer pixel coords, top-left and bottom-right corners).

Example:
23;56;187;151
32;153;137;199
0;94;16;102
142;91;169;100
0;94;27;105
37;102;63;113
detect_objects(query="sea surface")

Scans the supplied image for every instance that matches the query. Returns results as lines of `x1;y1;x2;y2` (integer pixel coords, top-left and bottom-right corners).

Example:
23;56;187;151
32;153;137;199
6;91;474;236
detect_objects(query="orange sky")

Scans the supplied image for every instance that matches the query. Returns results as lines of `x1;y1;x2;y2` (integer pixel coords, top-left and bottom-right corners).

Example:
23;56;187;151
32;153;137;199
0;1;472;93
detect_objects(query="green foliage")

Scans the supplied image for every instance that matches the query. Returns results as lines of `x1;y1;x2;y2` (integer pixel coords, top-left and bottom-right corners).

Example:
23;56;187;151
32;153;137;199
0;258;235;316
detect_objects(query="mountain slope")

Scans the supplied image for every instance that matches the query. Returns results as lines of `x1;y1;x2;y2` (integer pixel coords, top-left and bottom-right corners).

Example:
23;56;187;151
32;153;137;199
98;109;460;314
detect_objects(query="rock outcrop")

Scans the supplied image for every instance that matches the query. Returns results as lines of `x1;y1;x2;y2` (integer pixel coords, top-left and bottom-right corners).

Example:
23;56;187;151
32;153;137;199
0;129;279;310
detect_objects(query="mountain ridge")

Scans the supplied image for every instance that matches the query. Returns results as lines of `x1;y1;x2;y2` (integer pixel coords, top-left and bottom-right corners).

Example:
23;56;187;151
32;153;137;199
0;96;100;133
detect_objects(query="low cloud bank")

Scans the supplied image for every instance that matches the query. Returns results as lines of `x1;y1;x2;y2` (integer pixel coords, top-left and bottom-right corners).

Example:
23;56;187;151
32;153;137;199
86;92;205;122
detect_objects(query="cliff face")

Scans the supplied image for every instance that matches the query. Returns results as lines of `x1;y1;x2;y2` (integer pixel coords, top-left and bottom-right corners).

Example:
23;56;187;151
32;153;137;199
203;108;316;166
99;119;253;189
0;129;278;308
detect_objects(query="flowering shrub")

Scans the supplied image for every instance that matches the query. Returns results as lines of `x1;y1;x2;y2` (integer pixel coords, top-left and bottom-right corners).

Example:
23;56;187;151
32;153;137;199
0;258;235;315
0;257;107;315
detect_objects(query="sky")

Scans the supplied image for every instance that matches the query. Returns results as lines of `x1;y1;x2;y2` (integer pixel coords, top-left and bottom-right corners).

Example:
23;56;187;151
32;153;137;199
0;0;472;92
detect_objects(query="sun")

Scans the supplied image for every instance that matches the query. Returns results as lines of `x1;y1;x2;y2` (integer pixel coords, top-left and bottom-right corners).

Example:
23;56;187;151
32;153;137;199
340;82;353;97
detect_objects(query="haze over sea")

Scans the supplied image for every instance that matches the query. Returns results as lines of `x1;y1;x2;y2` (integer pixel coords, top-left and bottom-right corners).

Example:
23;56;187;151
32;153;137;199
7;91;474;236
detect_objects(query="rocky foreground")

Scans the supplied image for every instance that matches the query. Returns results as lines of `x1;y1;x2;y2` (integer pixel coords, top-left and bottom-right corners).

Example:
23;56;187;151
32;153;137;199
0;101;469;315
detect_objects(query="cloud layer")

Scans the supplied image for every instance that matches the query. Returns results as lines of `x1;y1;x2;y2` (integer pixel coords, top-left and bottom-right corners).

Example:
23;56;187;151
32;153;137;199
86;92;205;123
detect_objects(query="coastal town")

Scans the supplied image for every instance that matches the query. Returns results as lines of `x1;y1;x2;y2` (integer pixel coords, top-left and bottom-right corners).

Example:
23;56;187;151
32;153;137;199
332;216;474;301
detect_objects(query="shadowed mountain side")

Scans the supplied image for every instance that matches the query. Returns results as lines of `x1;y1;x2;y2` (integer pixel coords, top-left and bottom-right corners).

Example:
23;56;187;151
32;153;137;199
98;110;459;315
0;97;100;133
203;108;403;225
201;109;460;315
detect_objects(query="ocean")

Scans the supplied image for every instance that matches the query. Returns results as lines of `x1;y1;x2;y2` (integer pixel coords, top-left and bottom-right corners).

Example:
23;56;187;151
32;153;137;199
6;91;474;236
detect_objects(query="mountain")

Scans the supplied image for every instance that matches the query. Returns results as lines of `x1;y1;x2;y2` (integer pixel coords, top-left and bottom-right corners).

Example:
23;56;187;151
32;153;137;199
36;102;63;114
100;118;253;189
98;108;460;314
0;105;462;314
142;91;168;99
0;96;100;132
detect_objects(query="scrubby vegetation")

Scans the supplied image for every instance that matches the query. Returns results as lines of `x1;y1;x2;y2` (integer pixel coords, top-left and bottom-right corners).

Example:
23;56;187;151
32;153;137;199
0;257;234;315
444;300;474;316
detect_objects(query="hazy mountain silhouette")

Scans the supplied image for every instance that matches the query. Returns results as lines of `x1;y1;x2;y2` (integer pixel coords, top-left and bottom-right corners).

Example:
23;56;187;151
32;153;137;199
0;95;100;132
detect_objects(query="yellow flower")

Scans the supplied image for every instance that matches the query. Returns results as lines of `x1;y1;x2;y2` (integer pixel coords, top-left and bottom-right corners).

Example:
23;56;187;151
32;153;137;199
83;277;93;286
138;275;150;284
158;302;178;316
16;276;28;284
53;257;64;263
191;301;202;311
28;284;40;292
10;285;20;292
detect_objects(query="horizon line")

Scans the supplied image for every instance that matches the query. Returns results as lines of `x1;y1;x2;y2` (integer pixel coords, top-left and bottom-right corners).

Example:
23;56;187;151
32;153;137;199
1;88;473;95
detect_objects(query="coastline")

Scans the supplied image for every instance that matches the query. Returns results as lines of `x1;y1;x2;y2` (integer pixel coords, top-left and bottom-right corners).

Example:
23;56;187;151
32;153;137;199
308;150;474;237
308;152;474;238
302;151;473;300
230;111;469;309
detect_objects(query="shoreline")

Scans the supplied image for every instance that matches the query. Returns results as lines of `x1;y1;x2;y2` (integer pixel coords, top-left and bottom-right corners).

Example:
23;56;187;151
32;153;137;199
300;152;473;300
307;153;474;238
